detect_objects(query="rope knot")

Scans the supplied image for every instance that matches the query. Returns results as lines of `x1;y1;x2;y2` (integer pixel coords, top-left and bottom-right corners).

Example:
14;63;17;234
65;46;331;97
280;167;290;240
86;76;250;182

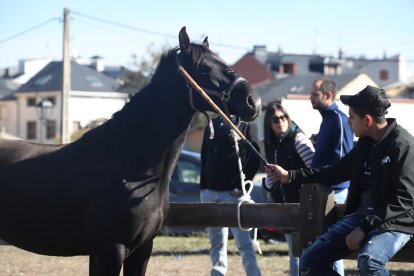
231;129;262;254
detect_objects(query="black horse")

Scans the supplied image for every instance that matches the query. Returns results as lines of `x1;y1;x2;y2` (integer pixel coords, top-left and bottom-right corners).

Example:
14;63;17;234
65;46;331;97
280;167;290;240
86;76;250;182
0;27;261;276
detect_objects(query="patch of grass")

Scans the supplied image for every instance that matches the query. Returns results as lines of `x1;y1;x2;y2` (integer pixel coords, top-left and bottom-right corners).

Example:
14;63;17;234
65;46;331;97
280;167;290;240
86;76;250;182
153;235;288;256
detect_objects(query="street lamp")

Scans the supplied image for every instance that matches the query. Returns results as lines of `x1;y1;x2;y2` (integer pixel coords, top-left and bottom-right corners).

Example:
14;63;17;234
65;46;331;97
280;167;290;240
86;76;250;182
35;99;54;143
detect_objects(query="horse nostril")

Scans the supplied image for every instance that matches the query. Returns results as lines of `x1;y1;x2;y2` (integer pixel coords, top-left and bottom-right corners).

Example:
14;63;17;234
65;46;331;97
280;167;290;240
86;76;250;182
247;95;261;109
247;95;255;108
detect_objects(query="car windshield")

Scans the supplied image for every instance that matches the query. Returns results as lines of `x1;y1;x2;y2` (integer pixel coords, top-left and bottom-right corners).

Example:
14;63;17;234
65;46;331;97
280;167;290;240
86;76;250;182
172;159;200;183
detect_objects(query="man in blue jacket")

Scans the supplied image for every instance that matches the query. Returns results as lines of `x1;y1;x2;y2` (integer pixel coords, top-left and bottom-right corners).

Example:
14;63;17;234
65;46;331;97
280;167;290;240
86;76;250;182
310;79;354;200
309;78;354;275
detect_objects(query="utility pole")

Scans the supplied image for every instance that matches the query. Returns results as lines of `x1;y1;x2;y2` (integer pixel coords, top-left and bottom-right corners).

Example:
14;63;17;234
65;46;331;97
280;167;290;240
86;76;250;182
61;7;71;143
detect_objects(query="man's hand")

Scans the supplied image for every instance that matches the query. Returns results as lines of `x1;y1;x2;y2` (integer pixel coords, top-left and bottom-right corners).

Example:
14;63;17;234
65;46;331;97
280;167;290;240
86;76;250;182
265;164;289;184
346;227;365;250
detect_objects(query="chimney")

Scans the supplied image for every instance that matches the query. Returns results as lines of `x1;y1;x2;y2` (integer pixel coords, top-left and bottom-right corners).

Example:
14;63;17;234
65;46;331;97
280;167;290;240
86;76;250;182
252;45;267;64
90;55;105;72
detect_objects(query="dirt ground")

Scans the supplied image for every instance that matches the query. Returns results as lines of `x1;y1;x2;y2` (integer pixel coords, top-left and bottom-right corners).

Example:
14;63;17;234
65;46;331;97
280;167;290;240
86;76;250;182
1;236;414;275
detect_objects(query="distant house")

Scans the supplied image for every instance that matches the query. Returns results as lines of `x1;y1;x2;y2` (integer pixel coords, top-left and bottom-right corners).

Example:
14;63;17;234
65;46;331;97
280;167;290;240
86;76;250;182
0;58;51;86
383;77;414;99
0;79;18;135
10;60;128;143
229;45;414;140
232;46;409;89
232;52;275;86
254;73;377;106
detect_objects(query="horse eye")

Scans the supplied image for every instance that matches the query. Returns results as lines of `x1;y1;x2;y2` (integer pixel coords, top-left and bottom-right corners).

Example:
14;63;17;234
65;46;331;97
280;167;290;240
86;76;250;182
198;65;211;75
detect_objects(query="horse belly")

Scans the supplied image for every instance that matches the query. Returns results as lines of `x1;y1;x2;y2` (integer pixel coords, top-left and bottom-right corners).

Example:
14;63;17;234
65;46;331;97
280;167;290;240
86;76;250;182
0;203;91;256
0;176;91;256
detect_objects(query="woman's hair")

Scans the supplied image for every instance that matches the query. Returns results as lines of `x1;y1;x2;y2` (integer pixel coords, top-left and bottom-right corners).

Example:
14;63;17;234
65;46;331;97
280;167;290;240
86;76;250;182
263;102;292;146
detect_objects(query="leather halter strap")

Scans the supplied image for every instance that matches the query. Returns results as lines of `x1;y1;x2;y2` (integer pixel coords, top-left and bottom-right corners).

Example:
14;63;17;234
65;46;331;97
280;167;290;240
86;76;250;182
175;52;247;115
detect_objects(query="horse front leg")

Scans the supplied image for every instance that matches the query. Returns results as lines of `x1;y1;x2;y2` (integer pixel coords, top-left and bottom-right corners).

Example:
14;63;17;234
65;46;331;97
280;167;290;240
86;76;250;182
89;243;126;276
122;240;153;276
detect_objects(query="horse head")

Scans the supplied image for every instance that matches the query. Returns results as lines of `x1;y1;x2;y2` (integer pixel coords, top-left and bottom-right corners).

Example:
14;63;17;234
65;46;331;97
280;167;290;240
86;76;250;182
177;27;261;122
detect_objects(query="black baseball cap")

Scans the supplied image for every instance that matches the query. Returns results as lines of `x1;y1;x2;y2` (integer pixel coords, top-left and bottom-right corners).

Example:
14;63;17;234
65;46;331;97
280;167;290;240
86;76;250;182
340;85;391;116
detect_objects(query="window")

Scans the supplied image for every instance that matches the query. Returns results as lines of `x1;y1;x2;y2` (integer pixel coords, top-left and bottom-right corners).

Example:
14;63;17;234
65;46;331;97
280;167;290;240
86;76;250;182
34;74;52;87
27;121;37;140
380;70;389;81
325;65;339;75
27;97;36;106
172;159;200;184
281;63;297;74
46;120;56;139
85;76;104;88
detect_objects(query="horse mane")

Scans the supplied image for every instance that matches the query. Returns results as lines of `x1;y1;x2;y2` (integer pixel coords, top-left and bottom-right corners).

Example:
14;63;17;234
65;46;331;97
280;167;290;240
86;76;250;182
73;43;208;158
72;84;150;158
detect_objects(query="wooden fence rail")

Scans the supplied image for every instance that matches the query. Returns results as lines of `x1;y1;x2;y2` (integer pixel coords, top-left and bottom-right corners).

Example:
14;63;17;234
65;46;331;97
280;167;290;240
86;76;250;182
164;202;300;229
165;183;414;263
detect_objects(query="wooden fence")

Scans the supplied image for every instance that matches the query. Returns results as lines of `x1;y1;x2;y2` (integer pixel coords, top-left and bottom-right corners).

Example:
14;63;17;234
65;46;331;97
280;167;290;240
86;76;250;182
165;183;414;262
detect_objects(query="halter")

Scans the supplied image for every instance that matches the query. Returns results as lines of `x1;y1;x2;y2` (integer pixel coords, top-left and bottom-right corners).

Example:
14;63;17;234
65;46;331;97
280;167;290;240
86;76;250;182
175;52;247;116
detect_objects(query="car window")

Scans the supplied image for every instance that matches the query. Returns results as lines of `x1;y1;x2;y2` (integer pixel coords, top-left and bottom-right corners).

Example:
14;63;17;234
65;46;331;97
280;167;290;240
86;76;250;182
175;159;200;184
171;166;181;181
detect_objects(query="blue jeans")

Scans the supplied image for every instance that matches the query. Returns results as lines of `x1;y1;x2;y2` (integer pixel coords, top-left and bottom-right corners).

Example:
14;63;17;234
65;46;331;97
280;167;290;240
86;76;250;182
200;189;261;276
284;189;348;276
300;213;413;276
332;188;348;275
285;232;299;276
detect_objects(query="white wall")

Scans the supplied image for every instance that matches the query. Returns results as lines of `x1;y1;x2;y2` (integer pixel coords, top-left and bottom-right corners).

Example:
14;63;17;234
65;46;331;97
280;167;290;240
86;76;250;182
0;101;17;135
386;99;414;134
69;92;128;132
281;98;323;138
280;98;414;139
14;91;128;143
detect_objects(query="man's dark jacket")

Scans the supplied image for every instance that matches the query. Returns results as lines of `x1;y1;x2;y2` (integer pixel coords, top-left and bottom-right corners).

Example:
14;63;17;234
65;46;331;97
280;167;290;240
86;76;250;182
200;117;260;191
289;119;414;234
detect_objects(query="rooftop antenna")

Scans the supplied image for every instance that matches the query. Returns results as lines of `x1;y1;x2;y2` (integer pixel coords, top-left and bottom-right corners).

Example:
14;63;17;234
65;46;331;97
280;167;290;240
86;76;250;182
313;27;320;55
338;29;344;59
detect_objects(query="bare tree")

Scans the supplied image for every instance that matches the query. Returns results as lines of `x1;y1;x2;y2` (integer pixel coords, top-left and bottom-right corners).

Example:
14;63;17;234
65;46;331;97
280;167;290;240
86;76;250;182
119;43;170;97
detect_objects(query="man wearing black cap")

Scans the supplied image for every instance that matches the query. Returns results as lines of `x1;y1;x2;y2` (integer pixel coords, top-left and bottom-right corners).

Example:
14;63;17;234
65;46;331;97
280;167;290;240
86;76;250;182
266;85;414;275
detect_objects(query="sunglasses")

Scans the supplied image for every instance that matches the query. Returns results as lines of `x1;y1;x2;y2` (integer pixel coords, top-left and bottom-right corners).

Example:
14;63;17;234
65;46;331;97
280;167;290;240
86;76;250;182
271;115;287;124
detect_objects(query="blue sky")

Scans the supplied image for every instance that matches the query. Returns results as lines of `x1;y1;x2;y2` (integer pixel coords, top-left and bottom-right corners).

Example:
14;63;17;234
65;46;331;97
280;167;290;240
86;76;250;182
1;0;414;74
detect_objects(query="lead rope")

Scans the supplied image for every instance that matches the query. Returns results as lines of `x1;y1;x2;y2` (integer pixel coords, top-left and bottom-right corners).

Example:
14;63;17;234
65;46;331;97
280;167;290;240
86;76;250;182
232;129;262;255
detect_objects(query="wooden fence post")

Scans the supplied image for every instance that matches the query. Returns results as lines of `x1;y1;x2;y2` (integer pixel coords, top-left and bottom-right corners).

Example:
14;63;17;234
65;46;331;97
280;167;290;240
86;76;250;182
293;183;335;257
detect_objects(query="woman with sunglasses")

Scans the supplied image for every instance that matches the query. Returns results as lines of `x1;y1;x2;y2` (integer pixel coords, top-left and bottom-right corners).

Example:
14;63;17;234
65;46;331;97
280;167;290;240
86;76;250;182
263;103;315;276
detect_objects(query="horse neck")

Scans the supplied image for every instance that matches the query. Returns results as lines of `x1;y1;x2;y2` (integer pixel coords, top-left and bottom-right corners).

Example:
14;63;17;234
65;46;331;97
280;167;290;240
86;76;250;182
132;76;195;152
77;65;195;171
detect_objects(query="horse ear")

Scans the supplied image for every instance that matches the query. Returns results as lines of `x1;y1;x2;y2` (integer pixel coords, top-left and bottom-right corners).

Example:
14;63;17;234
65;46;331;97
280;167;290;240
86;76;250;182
202;36;209;48
179;26;190;53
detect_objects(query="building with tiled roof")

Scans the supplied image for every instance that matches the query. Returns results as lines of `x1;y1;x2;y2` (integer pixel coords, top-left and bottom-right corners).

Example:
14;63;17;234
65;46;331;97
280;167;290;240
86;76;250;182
3;61;127;143
232;53;275;86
